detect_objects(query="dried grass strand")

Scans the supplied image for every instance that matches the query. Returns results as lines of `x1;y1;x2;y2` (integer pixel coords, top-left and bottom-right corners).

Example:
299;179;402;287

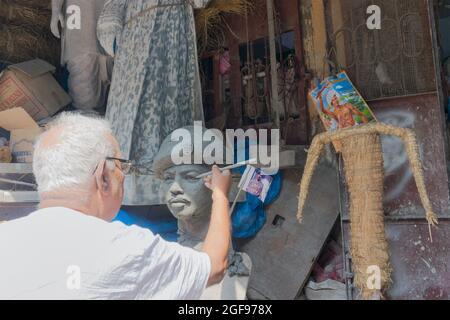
195;0;253;53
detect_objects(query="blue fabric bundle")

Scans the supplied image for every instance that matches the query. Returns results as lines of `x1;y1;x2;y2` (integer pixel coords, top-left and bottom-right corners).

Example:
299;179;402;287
230;140;283;239
113;210;178;242
231;167;282;239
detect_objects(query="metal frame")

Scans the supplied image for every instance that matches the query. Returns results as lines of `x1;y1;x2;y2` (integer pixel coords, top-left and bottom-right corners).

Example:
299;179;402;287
325;0;437;101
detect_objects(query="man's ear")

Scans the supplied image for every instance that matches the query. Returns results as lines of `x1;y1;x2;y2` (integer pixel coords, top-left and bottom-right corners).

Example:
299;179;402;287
94;159;111;196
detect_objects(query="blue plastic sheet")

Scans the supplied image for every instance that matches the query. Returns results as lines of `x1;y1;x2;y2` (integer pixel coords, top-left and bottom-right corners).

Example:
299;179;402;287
113;210;178;242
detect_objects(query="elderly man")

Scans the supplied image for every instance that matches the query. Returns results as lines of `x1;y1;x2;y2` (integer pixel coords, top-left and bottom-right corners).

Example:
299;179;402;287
0;113;231;299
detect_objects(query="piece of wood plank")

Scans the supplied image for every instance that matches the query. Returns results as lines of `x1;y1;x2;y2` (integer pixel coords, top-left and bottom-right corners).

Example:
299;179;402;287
249;145;307;170
238;153;340;300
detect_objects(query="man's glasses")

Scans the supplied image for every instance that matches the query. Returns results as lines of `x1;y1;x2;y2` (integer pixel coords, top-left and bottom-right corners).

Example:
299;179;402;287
105;157;134;175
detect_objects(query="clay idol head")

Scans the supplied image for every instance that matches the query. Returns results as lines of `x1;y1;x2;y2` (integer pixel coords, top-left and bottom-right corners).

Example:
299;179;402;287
153;126;228;221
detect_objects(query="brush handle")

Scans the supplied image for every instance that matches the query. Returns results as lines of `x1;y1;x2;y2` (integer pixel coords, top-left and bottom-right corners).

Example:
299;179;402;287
195;159;257;179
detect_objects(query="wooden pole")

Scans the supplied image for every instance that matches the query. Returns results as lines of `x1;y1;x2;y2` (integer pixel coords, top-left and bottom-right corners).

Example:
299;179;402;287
266;0;280;129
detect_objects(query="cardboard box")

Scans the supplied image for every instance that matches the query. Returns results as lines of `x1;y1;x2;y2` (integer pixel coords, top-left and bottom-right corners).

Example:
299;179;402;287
0;108;43;163
0;59;71;122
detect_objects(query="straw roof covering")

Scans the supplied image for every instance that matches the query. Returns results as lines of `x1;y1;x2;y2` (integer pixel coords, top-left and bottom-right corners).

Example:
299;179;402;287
0;0;60;66
0;0;253;65
195;0;253;54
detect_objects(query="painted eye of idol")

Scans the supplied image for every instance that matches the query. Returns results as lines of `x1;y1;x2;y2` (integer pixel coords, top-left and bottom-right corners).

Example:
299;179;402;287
183;171;202;182
162;166;210;184
163;172;175;181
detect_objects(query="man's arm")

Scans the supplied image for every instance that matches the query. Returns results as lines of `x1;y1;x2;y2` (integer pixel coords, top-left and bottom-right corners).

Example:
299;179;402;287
319;95;338;121
202;166;232;286
316;85;337;121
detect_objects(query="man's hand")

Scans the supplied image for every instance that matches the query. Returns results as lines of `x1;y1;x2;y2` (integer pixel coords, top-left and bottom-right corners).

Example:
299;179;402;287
204;165;231;200
202;165;231;287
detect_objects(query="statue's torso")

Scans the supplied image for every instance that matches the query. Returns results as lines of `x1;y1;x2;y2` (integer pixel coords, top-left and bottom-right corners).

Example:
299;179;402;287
190;242;252;300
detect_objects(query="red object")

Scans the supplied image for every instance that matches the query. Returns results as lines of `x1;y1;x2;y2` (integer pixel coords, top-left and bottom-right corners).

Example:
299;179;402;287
219;51;231;75
312;240;344;283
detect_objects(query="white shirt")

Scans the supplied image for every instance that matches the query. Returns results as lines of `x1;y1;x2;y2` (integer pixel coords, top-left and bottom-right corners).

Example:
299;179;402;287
0;207;211;300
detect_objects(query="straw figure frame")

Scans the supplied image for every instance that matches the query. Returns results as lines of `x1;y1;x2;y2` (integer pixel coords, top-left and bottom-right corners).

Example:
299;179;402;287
297;123;438;299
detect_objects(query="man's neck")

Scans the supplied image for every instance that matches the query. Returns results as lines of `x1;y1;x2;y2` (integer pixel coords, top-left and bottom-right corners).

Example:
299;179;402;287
39;191;99;219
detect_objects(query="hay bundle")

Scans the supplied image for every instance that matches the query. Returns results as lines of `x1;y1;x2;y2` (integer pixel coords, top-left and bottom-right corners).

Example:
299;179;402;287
0;0;51;30
195;0;253;53
0;0;59;66
2;0;50;10
297;123;438;299
0;25;59;65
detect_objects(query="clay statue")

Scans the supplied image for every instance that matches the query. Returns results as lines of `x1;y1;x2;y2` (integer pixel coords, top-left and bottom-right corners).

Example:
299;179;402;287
153;126;252;300
51;0;113;112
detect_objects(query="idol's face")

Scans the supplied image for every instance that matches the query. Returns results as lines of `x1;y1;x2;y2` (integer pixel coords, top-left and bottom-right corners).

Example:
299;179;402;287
160;165;212;220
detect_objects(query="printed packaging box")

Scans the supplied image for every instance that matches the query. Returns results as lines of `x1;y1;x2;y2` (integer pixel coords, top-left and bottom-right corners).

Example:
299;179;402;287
0;59;71;122
0;108;43;163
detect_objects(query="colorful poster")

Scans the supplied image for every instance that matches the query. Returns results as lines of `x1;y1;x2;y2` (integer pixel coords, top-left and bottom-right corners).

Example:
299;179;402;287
239;166;273;203
310;72;377;132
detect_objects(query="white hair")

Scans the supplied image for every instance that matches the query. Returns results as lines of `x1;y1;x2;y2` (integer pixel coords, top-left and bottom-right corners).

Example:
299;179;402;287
33;112;116;195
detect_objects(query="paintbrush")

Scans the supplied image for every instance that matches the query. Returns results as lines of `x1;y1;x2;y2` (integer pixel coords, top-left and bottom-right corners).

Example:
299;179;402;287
195;158;257;179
